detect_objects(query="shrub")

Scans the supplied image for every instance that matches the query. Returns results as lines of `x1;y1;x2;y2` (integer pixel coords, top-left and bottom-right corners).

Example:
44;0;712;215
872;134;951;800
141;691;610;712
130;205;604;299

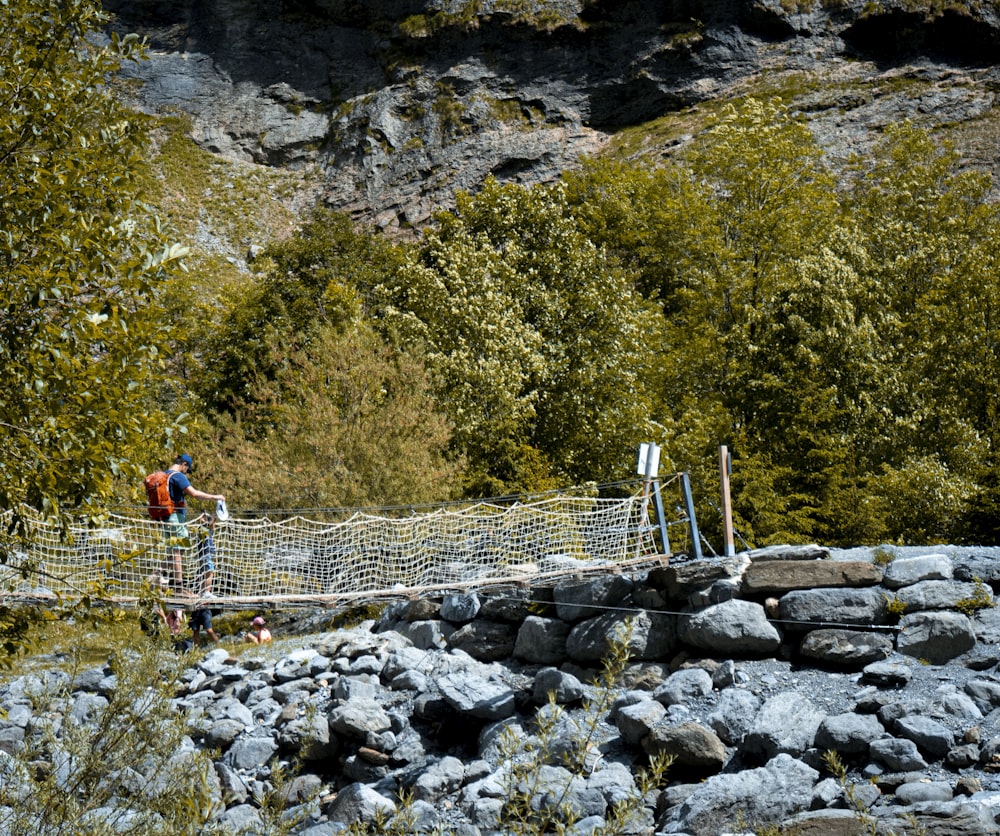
884;593;907;619
956;576;993;616
870;456;975;544
872;545;897;566
0;633;220;835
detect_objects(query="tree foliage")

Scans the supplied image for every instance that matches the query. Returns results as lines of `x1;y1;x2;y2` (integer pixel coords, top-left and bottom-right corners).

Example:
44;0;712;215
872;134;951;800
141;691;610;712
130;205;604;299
565;99;999;545
12;8;995;553
680;106;999;545
194;210;458;512
199;323;461;512
586;100;855;543
197;210;406;417
846;123;999;479
185;99;1000;545
377;177;662;495
0;0;184;518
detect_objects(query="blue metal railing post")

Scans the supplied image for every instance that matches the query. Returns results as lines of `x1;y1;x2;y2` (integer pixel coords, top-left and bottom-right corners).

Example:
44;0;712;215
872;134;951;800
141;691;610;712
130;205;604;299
651;478;670;555
680;472;703;560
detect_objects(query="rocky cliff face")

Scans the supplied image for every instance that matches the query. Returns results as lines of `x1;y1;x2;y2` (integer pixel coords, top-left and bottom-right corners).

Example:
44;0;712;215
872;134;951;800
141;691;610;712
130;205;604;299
106;0;1000;232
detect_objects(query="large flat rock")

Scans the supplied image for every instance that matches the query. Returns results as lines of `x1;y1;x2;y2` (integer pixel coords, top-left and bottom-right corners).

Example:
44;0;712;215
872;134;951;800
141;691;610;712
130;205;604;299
743;560;882;594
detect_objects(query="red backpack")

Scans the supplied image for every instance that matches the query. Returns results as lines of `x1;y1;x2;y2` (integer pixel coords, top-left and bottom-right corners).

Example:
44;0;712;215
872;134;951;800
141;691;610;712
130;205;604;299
144;470;178;520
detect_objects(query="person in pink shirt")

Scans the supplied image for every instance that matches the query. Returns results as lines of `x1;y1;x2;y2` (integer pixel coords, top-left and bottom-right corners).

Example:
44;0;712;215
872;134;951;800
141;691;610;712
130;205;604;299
245;615;272;644
155;606;192;653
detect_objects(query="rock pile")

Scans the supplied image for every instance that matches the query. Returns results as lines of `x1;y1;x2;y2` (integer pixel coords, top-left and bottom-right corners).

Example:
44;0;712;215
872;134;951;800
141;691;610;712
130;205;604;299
5;545;1000;834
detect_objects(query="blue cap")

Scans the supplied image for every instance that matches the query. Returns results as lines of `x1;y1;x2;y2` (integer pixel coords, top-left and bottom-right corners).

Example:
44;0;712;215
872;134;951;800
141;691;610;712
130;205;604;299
180;453;194;469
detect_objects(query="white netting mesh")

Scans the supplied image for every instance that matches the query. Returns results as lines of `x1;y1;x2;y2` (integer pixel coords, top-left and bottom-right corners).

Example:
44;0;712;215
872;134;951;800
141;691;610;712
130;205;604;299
0;487;667;606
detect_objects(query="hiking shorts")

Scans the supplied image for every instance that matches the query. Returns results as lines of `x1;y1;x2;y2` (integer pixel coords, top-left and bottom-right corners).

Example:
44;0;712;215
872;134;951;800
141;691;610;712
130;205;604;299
199;548;215;573
190;608;213;631
164;512;189;546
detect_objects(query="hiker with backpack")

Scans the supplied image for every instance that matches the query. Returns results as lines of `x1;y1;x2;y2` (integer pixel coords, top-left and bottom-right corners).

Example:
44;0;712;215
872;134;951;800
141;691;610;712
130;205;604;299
145;454;226;595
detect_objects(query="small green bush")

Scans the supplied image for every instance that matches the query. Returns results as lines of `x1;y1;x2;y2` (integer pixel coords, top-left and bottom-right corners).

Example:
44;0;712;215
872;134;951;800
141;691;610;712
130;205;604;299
956;576;994;616
872;545;897;566
884;593;907;619
1;635;220;835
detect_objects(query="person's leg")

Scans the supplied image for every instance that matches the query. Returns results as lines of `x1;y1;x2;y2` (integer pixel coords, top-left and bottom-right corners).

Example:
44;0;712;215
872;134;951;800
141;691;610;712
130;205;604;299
202;612;218;643
167;513;191;593
172;548;184;590
199;540;215;595
160;525;174;588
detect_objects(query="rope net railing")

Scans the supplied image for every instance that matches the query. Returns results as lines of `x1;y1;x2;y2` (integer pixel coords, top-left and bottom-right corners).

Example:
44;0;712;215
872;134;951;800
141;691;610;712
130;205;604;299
0;486;668;607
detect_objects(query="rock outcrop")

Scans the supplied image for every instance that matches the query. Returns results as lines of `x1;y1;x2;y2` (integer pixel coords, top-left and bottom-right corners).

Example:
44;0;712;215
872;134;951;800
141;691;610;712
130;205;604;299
103;0;1000;232
5;545;1000;833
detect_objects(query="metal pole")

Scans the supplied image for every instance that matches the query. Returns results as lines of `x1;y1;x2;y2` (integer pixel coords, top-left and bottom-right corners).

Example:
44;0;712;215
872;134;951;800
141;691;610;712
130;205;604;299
652;487;670;557
680;472;703;560
719;445;736;557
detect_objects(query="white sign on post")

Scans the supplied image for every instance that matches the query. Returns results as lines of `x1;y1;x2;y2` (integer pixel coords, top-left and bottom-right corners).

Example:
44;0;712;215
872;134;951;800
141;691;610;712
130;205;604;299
637;442;660;478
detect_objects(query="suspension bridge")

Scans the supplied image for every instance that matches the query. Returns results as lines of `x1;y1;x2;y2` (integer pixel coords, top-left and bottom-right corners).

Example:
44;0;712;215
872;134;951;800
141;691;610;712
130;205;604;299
0;478;700;612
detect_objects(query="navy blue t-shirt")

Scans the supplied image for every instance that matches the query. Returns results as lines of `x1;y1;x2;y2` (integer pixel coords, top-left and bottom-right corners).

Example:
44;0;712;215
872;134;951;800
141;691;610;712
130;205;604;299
167;470;191;511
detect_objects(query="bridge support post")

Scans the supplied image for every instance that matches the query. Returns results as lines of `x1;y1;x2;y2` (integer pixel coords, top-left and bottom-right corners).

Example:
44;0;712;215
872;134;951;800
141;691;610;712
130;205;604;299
651;478;669;556
719;445;736;557
680;472;702;560
638;441;670;555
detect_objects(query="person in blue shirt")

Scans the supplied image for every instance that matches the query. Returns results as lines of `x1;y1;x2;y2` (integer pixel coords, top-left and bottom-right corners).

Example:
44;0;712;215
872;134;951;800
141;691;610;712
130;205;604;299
163;454;225;594
195;512;217;597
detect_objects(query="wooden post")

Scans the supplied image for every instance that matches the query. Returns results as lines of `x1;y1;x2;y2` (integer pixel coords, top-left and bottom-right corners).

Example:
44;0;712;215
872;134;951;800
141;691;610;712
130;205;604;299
719;444;736;557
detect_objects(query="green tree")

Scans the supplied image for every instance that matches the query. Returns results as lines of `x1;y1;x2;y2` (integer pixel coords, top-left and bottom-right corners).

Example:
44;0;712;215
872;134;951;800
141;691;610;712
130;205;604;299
200;323;461;512
0;0;185;519
563;158;668;301
660;107;999;545
378;178;662;495
0;0;189;664
846;122;1000;541
197;209;407;417
566;102;1000;547
646;98;854;544
194;210;458;511
727;234;895;545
